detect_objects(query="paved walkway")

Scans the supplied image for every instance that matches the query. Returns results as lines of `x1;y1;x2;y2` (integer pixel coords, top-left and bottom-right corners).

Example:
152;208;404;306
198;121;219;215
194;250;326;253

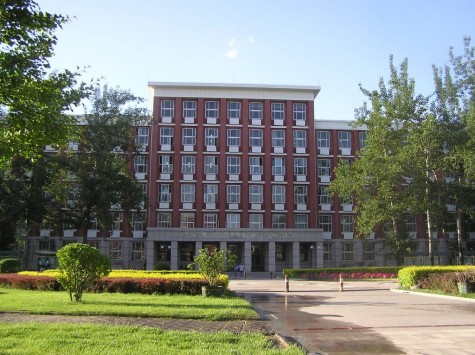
228;278;475;355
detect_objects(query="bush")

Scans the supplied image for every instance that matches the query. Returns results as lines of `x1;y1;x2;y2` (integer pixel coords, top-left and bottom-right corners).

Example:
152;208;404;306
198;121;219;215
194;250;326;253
417;272;458;294
189;248;236;287
0;274;61;291
154;263;171;271
284;267;401;280
398;266;475;288
0;258;21;273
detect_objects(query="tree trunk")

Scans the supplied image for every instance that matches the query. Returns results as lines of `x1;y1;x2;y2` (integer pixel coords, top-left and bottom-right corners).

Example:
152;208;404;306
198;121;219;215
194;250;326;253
456;210;463;265
426;209;434;265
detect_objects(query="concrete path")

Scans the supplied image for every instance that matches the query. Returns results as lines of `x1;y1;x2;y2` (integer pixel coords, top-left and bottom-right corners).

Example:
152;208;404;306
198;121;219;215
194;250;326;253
229;278;475;355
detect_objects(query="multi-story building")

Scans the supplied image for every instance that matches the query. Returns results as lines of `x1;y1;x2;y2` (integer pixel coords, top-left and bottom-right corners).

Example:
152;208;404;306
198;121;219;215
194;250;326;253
23;82;475;271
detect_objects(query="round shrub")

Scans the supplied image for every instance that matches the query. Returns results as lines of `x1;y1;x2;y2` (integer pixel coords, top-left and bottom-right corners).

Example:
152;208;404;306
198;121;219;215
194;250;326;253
0;258;21;273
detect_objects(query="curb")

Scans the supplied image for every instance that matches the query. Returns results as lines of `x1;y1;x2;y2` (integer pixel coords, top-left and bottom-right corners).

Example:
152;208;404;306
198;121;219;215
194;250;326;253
390;288;475;302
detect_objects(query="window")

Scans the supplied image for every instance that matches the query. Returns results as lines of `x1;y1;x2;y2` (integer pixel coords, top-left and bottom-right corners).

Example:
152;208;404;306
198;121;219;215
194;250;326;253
205;128;218;146
203;213;218;228
294;214;308;228
158;184;172;202
112;212;123;231
134;156;147;174
159;127;174;145
204;184;218;203
293;103;306;122
318;159;331;177
226;156;240;175
249;102;263;120
136;127;149;146
39;240;55;251
182;128;196;146
319;215;332;232
181;184;195;203
338;131;351;149
161;100;174;118
249;157;263;175
159;155;173;174
293;130;307;148
249;214;263;229
249;129;263;147
131;242;145;261
275;243;287;261
87;241;100;249
205;101;219;119
341;243;353;261
183;100;196;119
323;243;332;261
319;186;331;205
364;243;376;261
227;129;241;147
272;157;285;176
359;131;367;149
249;185;263;203
271;130;285;148
181;155;196;174
317;131;330;149
180;212;195;228
272;185;285;204
294;185;308;204
109;242;122;260
226;213;240;228
271;102;285;120
227;101;241;120
272;214;286;228
157;212;171;227
341;215;354;233
340;195;353;206
405;214;416;233
132;213;145;231
226;185;241;203
204;156;218;174
293;157;307;176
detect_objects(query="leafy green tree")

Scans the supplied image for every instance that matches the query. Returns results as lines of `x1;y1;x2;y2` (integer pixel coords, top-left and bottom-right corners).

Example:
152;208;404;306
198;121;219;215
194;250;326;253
189;248;236;287
0;0;89;168
56;243;111;303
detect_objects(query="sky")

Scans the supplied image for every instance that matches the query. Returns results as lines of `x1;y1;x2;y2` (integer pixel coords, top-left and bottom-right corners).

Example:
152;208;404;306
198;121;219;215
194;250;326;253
39;0;475;120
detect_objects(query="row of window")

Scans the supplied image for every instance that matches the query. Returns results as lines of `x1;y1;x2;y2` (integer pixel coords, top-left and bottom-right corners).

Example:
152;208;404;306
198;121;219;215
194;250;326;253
323;242;376;261
317;131;366;150
319;215;354;233
161;100;306;121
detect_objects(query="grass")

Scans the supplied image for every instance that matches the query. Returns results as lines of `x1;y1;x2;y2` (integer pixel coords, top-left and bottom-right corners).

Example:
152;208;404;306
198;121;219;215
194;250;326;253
0;322;304;354
0;288;259;321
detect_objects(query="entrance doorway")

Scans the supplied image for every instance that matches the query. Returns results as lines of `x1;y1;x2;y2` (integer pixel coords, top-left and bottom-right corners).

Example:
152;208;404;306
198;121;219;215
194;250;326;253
251;243;266;271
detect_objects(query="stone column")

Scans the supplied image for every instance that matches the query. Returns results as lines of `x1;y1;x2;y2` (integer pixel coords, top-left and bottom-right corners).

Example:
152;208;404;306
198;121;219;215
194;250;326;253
268;241;276;273
170;241;178;270
244;241;252;272
145;239;154;270
292;241;300;269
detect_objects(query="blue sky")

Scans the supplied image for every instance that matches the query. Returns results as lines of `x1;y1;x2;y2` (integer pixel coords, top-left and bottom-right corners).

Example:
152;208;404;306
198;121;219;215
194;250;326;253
40;0;475;120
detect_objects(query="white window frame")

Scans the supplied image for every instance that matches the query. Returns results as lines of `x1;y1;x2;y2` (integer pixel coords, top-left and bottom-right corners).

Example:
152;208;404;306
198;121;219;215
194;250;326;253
109;241;123;260
319;215;332;232
183;100;197;119
132;213;146;231
203;213;218;228
157;212;171;228
226;185;241;203
293;130;307;148
249;102;263;120
249;185;263;203
180;212;195;228
159;155;173;174
226;156;240;175
181;155;196;175
204;184;218;203
249;213;263;229
180;184;195;203
293;157;307;176
338;131;351;149
249;157;263;175
131;242;145;261
205;101;219;119
341;215;354;233
161;100;174;118
226;213;240;228
227;101;241;119
227;129;241;147
272;214;286;228
272;157;285;176
359;131;367;149
294;214;308;228
271;102;285;120
182;128;196;146
319;186;331;204
271;130;285;148
249;129;263;147
341;243;354;261
134;156;147;174
272;185;285;204
159;127;174;145
205;128;219;146
317;131;330;149
318;159;331;177
159;184;172;203
136;127;149;146
293;103;306;122
294;185;308;204
204;156;218;174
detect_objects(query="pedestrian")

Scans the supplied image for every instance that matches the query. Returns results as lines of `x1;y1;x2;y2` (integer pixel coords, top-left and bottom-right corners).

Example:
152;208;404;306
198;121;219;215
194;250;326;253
45;257;50;270
233;264;238;277
37;258;43;272
239;263;244;277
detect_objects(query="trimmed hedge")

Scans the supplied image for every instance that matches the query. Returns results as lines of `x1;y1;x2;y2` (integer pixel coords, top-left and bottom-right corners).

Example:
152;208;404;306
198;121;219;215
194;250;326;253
284;267;402;280
0;258;21;273
398;266;475;288
0;274;61;291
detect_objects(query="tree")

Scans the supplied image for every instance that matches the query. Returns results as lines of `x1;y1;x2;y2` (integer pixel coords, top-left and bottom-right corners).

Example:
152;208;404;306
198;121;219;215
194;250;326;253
189;248;236;287
0;0;89;168
56;243;111;303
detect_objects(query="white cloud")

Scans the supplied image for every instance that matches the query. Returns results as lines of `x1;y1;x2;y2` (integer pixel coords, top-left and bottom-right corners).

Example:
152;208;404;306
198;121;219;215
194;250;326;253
248;37;255;44
225;48;239;59
228;38;237;47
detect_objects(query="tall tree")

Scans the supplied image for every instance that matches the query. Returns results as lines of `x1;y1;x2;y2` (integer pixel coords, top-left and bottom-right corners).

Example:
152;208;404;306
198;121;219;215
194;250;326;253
0;0;89;167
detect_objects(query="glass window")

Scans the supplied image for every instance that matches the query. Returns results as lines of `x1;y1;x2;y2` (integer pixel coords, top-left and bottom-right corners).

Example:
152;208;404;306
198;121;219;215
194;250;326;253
338;131;351;149
249;129;263;147
272;157;285;176
293;130;307;148
227;101;241;119
359;131;367;149
158;184;172;202
318;159;331;176
131;242;145;261
340;195;353;205
272;185;285;204
181;155;196;174
341;215;354;233
183;100;196;119
203;213;218;228
134;156;147;174
226;185;241;203
205;101;219;119
364;243;376;261
205;128;218;146
317;131;330;149
159;155;173;174
159;127;174;145
226;156;240;175
249;157;263;175
132;213;146;231
180;213;195;228
323;242;332;261
276;243;287;261
341;243;353;261
294;185;308;204
136;127;149;146
405;214;416;233
204;184;218;203
182;128;196;146
157;212;172;227
181;184;195;203
272;214;286;228
249;214;263;229
294;214;308;228
319;215;332;232
249;185;263;203
249;102;263;120
271;130;285;148
293;103;306;121
227;129;241;147
293;157;307;176
226;213;241;228
204;156;218;174
161;100;174;118
109;242;122;260
319;186;331;204
271;102;285;120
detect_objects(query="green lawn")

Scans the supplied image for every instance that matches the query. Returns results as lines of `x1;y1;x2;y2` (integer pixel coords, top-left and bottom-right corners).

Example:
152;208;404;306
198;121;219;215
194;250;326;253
0;322;304;354
0;288;258;321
